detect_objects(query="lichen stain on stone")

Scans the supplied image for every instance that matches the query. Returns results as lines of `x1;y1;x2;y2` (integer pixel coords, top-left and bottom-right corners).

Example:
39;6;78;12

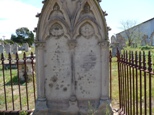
63;87;67;92
60;85;64;88
49;83;53;88
51;76;58;82
56;87;59;90
81;52;96;72
44;65;47;67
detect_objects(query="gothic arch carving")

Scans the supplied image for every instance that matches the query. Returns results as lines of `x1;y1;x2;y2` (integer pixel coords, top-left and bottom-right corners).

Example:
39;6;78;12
74;20;101;41
48;3;64;20
43;21;70;40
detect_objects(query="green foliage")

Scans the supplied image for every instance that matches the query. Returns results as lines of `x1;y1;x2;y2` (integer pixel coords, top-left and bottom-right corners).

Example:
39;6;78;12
11;27;34;46
19;110;28;115
4;39;14;44
139;45;154;50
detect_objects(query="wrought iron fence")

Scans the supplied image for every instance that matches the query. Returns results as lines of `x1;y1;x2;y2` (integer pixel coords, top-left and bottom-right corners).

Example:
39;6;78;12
0;52;36;115
117;50;154;115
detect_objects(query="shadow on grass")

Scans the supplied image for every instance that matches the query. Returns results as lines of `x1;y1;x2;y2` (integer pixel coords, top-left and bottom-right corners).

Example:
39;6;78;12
5;76;25;86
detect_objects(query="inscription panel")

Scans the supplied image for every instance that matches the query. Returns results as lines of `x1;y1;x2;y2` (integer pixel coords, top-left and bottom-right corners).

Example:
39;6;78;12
75;23;101;100
44;26;71;101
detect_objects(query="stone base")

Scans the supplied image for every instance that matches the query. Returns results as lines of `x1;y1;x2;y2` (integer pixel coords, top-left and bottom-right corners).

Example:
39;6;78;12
32;99;113;115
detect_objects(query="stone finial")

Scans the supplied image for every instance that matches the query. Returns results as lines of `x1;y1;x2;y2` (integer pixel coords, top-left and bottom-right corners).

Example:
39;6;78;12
107;27;111;31
97;0;102;2
33;27;37;33
36;13;41;17
42;0;46;4
103;11;108;16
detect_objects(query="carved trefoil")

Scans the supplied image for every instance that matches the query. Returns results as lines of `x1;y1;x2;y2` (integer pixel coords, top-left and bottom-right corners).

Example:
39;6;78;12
33;0;111;115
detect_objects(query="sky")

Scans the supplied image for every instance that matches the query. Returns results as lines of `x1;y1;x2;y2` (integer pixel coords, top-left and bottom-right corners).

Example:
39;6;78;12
0;0;154;40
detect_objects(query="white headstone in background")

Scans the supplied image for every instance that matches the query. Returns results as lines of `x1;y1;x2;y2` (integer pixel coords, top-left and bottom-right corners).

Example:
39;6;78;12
12;43;18;54
4;44;11;54
33;0;112;115
0;45;4;54
23;43;29;52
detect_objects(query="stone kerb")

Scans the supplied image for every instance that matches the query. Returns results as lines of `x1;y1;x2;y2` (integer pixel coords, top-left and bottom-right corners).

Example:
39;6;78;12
33;0;112;115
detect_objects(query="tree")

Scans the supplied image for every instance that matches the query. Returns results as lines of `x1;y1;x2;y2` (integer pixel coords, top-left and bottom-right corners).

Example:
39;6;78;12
120;20;141;46
11;27;34;46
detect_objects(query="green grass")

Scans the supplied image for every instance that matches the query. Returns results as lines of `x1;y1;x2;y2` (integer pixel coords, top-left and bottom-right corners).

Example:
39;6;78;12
0;48;36;111
111;46;154;114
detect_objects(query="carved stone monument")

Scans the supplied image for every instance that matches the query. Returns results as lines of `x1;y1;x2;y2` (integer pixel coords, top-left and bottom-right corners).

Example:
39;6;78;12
33;0;112;115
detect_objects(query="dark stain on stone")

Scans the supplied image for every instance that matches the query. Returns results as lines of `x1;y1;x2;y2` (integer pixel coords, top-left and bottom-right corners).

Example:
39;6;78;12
63;87;67;92
81;52;96;72
52;76;58;82
49;83;53;88
60;85;64;88
56;87;59;90
61;81;64;83
67;84;70;87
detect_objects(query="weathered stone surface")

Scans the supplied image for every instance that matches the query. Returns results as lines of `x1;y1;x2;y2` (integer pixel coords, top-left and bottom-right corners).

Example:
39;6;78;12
33;0;112;114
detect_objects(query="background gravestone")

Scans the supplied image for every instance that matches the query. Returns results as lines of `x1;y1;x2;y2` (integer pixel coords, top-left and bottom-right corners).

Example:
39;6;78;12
0;45;4;54
12;43;18;54
33;0;112;115
23;43;29;52
4;44;11;54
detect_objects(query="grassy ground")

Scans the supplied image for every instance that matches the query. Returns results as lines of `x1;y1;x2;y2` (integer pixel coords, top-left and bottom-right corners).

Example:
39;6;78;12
0;48;36;111
111;46;154;114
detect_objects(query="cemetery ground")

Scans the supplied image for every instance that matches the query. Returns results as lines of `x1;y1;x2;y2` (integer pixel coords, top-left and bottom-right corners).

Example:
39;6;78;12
0;46;154;114
0;48;35;111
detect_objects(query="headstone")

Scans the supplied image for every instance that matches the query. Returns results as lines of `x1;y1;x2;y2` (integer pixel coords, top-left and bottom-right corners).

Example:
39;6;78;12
0;45;4;54
12;43;18;54
4;44;11;54
111;34;125;57
141;34;149;46
23;43;29;52
150;32;154;46
33;0;112;115
111;35;116;44
116;34;126;47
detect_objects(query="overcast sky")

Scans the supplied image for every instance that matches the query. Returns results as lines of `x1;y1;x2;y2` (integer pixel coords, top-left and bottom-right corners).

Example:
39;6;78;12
0;0;154;40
